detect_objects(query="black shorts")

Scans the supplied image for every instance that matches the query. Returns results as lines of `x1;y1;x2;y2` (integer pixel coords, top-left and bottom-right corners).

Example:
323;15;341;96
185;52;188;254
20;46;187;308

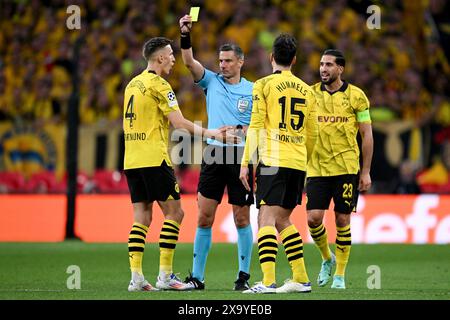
255;164;306;210
306;174;359;214
198;145;254;206
124;161;181;203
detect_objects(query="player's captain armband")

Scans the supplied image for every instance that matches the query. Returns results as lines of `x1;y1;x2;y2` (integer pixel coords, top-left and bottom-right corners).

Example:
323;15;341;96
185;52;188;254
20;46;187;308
356;109;371;122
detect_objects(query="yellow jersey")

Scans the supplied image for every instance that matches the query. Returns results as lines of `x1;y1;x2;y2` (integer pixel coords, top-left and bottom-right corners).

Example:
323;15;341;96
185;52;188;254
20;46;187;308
123;70;180;169
242;70;318;171
307;81;371;177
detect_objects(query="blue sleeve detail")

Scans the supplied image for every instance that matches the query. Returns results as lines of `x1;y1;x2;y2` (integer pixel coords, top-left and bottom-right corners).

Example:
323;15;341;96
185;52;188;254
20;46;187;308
196;68;214;89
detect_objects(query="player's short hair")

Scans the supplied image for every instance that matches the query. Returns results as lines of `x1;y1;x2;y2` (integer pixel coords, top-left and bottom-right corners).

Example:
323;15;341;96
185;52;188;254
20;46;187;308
323;49;346;67
219;43;244;60
143;37;173;61
272;33;297;67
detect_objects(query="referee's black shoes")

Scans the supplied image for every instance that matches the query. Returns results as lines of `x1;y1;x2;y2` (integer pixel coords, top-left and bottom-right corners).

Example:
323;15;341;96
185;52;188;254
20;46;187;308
234;271;250;291
184;272;205;290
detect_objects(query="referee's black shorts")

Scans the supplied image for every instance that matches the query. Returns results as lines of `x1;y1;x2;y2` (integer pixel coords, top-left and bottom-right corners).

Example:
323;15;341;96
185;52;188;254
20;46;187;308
306;174;359;214
255;163;306;210
124;160;180;203
198;145;254;206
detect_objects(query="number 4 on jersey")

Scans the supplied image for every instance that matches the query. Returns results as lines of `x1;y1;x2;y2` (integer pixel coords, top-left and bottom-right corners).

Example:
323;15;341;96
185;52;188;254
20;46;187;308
125;95;136;128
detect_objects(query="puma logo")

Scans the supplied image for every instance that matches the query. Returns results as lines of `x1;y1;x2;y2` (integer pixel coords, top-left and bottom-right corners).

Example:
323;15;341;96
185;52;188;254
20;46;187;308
345;200;351;207
241;255;245;261
129;253;134;259
336;246;345;253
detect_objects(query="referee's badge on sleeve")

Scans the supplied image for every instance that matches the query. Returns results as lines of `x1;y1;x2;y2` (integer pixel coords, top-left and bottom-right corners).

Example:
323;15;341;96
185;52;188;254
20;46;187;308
237;98;250;113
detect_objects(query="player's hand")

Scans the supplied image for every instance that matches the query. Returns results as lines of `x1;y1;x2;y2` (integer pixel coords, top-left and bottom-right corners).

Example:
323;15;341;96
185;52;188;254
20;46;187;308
179;15;192;33
358;172;372;192
206;126;241;144
220;125;242;144
239;166;251;191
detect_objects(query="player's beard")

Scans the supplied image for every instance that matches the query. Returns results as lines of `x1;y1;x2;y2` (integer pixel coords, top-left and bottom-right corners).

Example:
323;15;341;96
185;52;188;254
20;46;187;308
321;73;337;85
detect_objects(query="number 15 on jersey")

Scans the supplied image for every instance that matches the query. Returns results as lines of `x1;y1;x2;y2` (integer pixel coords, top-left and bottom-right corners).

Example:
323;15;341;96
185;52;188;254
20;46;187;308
278;96;305;131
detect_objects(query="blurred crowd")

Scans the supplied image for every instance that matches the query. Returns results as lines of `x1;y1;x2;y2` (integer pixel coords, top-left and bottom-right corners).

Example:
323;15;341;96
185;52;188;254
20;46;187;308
0;0;449;193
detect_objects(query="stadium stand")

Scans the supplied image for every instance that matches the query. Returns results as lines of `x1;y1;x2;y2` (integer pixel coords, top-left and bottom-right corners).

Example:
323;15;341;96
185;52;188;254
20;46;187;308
92;169;128;194
0;0;448;194
23;170;66;193
177;167;200;194
0;171;26;193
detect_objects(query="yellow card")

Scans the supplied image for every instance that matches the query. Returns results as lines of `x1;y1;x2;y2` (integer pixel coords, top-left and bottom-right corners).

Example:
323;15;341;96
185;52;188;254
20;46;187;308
189;7;200;22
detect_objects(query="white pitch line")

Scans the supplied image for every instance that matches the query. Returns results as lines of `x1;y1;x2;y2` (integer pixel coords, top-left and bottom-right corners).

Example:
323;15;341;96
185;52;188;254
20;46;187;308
0;289;91;292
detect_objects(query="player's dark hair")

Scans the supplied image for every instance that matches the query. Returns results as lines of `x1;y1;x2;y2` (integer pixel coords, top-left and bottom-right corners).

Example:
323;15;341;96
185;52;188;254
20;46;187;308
323;49;346;67
219;43;244;60
272;33;297;67
143;37;173;61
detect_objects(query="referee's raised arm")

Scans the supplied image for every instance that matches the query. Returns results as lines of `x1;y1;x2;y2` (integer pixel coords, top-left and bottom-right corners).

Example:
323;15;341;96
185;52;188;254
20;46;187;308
179;15;204;82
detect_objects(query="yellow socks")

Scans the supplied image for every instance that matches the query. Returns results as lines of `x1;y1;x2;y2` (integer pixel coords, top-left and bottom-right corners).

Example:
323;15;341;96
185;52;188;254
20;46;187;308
309;223;332;261
128;222;148;275
159;219;180;275
280;224;309;283
257;226;278;286
335;225;351;276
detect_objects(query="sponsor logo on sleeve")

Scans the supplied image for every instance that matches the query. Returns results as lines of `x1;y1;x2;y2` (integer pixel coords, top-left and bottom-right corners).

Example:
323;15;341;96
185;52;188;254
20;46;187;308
167;91;178;108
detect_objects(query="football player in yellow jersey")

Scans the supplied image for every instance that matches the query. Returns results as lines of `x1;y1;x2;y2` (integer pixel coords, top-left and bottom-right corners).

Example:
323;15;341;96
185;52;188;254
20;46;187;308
124;37;238;292
306;49;374;289
239;34;318;294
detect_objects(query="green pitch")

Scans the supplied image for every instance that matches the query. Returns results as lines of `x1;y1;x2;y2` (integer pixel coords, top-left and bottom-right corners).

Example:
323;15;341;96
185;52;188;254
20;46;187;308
0;242;448;300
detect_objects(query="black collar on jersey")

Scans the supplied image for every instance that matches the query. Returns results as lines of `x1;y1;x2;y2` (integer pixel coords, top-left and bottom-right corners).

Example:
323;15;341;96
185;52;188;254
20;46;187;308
148;70;156;74
273;70;282;74
320;80;348;95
